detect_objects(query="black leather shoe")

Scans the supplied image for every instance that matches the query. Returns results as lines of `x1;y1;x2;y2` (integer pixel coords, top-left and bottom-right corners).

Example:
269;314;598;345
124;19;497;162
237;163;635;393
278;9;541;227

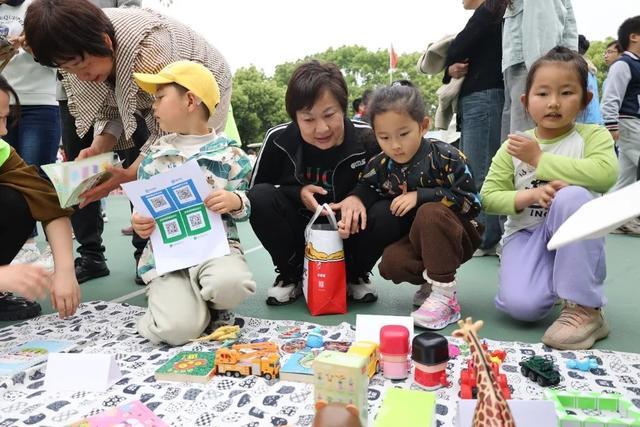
0;293;41;321
75;256;110;284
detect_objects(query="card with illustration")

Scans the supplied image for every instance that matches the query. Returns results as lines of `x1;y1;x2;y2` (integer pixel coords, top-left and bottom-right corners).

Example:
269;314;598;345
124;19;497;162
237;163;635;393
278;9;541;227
69;400;168;426
42;152;122;208
280;349;321;384
154;351;216;383
122;160;230;275
0;340;76;376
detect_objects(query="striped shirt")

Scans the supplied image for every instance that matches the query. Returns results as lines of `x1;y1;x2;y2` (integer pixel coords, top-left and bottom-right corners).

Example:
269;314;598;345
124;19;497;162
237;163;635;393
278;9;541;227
61;7;232;153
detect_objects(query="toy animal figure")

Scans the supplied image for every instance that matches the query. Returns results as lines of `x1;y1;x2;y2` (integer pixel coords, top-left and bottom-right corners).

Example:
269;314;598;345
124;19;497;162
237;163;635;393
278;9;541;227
453;317;515;427
312;401;362;427
190;325;240;342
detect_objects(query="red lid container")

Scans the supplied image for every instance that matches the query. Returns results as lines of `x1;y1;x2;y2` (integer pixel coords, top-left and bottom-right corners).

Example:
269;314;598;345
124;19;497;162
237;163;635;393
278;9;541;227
379;325;410;355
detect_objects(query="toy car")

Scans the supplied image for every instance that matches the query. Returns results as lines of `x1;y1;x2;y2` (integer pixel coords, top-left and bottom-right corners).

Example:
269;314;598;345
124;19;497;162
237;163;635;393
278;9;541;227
519;355;560;387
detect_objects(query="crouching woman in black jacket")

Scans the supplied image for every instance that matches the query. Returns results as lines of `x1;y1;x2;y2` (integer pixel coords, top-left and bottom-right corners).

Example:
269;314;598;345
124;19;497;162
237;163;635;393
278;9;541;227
249;60;402;306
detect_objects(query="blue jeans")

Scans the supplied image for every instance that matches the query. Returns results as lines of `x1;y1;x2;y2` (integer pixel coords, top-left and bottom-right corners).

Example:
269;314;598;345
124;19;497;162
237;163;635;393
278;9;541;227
5;105;61;238
459;88;504;249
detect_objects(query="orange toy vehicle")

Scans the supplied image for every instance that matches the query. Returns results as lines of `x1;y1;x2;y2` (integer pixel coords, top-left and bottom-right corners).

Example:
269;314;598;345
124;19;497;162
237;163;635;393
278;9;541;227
214;342;280;380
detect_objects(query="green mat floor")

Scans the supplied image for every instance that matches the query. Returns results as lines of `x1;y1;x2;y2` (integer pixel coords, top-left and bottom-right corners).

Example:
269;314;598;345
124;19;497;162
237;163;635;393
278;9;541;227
4;195;639;353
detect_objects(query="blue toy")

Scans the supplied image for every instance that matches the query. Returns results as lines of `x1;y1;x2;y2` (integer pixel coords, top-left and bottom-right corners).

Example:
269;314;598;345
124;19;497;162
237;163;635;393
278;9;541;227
566;358;598;371
306;328;324;349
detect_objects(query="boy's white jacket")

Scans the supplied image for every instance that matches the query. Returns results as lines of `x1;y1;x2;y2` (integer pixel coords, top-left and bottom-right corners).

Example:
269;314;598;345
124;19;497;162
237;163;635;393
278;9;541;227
136;133;252;283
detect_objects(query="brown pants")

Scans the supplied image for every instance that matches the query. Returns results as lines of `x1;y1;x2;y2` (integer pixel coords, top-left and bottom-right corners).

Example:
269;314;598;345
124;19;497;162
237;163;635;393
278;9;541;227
378;203;482;284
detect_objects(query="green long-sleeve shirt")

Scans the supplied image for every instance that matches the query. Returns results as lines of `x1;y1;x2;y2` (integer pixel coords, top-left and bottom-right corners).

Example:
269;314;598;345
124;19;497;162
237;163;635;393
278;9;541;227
481;124;618;237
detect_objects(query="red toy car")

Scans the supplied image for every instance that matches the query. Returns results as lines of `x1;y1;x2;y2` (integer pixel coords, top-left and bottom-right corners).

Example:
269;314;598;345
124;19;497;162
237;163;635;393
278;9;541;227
459;357;511;399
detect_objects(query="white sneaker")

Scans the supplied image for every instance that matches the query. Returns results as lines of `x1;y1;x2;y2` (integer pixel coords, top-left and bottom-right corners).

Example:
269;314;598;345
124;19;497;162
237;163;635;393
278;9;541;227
473;246;497;257
34;245;54;272
10;244;41;265
102;211;109;223
413;282;432;307
347;276;378;303
266;274;302;306
411;286;461;330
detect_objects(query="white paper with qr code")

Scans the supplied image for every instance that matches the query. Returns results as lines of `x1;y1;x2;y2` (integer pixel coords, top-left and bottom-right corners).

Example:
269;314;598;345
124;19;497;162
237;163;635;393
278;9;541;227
121;160;230;275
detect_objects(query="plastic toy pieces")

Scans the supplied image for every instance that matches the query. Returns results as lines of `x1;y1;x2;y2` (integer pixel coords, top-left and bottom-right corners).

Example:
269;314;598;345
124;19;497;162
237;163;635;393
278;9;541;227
519;355;561;387
379;325;410;380
565;357;598;372
545;390;640;426
190;325;240;342
459;357;511;400
452;317;515;427
411;332;449;390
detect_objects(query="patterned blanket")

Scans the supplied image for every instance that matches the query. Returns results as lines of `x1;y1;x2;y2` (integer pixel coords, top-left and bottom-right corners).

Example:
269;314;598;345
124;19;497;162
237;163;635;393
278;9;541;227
0;301;639;426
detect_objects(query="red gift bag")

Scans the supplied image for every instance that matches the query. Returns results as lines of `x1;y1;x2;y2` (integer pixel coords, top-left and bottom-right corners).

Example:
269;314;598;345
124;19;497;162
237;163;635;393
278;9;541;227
302;204;347;315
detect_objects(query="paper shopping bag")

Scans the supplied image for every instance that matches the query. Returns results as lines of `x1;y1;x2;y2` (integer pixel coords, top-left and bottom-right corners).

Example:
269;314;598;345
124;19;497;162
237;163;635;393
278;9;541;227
302;204;347;316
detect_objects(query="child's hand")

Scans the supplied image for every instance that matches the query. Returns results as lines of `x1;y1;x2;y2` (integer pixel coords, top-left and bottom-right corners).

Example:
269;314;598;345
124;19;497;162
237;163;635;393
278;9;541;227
390;191;418;216
330;195;367;235
132;212;155;239
0;264;50;301
50;269;81;319
609;130;620;141
205;189;242;214
536;180;568;208
507;133;542;167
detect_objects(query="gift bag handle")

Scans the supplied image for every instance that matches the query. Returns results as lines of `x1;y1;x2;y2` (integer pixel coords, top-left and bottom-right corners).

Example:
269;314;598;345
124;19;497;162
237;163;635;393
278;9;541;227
305;203;339;239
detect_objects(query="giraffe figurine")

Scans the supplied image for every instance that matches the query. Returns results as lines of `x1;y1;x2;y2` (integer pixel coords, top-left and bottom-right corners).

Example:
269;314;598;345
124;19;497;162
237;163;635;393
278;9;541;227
453;317;516;427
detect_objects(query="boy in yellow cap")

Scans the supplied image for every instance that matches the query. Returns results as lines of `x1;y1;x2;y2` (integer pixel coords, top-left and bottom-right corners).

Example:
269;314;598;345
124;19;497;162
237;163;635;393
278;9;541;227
131;60;256;346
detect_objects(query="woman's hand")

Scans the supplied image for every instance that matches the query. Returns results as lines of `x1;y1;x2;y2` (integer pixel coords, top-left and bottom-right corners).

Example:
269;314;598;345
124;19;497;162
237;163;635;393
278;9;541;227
300;184;327;213
131;212;155;239
448;62;469;79
331;195;367;236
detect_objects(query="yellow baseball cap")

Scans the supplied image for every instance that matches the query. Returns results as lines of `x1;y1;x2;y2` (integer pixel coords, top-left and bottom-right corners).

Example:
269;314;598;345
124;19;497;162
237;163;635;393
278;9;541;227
133;60;220;117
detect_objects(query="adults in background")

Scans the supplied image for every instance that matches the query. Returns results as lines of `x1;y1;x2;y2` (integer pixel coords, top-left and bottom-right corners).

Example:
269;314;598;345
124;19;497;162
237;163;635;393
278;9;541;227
443;0;506;256
249;60;380;306
22;0;232;282
500;0;578;141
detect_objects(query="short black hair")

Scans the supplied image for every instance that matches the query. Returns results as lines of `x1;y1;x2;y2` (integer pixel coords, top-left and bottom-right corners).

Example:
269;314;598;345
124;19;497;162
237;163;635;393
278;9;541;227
352;97;362;113
606;40;623;53
618;15;640;51
578;34;590;55
24;0;116;68
368;85;425;131
524;46;590;110
285;60;348;121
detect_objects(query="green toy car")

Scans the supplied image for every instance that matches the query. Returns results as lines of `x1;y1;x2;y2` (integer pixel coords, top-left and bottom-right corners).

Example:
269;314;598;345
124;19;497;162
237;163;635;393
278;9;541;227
519;355;560;387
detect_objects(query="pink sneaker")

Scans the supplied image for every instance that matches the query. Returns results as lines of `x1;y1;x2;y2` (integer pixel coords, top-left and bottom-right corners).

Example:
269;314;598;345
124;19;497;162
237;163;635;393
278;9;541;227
411;288;461;330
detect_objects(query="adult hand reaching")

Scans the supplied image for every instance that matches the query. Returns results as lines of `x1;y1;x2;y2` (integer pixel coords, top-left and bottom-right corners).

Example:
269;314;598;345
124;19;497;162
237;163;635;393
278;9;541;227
300;184;327;213
78;164;136;208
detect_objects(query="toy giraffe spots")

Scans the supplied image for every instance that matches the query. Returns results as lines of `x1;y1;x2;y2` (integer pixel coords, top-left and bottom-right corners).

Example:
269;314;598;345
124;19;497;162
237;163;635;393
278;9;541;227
453;317;515;427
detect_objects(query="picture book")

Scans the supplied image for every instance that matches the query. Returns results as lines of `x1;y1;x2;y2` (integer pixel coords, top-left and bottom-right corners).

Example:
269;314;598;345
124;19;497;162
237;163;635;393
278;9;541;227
154;351;216;383
42;152;122;208
69;400;169;427
0;340;76;376
280;348;320;383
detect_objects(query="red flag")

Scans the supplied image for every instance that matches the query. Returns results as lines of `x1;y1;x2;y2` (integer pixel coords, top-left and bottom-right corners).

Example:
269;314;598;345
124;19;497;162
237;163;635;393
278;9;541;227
389;44;398;71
